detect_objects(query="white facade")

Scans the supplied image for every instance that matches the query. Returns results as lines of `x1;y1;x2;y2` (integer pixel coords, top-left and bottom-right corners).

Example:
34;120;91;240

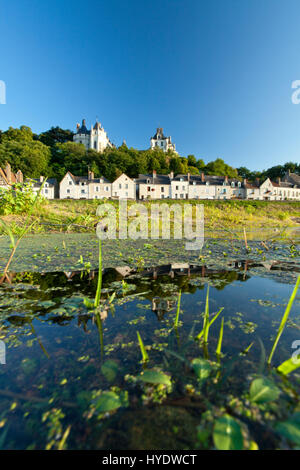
150;128;176;152
73;119;114;152
59;172;111;199
111;174;136;199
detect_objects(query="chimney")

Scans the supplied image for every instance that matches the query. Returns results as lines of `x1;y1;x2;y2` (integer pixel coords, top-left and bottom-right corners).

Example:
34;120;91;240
40;176;44;183
16;170;23;183
5;162;12;184
88;170;94;180
243;178;247;186
277;177;281;184
187;172;190;182
153;170;157;179
169;171;174;180
224;175;228;184
201;172;205;182
76;123;80;130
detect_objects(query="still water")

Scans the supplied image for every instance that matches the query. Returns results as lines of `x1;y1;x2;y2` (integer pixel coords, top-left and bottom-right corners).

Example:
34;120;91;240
0;260;299;449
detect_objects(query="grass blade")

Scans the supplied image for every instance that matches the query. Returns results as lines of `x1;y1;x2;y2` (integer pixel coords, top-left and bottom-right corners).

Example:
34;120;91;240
203;285;210;343
94;240;102;308
216;317;224;356
174;290;181;328
196;307;224;340
0;219;15;248
268;276;300;365
137;331;149;362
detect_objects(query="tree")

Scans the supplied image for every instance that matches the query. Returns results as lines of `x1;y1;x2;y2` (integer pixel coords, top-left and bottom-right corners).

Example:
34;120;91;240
37;126;74;147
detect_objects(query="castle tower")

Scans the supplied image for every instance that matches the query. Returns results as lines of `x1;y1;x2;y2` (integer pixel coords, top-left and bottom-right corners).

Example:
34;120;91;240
150;127;176;153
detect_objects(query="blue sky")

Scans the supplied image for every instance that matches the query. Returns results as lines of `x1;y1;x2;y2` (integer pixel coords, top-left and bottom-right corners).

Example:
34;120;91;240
1;0;300;170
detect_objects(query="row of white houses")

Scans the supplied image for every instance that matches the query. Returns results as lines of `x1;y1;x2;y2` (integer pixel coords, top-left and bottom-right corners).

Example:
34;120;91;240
1;162;299;201
58;169;300;201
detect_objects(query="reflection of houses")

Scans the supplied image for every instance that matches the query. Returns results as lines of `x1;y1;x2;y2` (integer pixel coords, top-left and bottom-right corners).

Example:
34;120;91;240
152;297;175;320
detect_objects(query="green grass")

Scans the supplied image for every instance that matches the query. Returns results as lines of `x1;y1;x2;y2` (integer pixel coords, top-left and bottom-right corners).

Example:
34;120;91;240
0;198;299;235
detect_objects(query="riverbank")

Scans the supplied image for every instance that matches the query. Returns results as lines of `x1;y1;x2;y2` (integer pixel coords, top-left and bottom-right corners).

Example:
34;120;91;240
0;199;299;236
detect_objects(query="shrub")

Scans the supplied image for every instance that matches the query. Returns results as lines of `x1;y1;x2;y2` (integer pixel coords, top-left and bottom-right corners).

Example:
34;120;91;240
0;183;44;215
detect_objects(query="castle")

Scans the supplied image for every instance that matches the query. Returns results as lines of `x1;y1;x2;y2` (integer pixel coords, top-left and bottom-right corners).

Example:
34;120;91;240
150;127;176;152
73;119;114;152
73;119;177;153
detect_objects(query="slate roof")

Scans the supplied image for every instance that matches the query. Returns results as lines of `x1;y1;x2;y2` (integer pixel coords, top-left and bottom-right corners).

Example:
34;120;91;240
135;173;172;185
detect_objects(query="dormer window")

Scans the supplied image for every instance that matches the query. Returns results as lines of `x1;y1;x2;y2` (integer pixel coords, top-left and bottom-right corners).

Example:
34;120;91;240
238;182;241;188
231;182;235;187
206;182;209;186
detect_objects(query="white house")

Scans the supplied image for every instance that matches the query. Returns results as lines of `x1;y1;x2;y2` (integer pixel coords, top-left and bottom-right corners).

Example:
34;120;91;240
136;171;172;199
27;176;58;199
59;171;111;199
111;174;136;199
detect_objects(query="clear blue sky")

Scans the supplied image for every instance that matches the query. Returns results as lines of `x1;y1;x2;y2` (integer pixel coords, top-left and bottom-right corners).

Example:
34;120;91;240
1;0;300;170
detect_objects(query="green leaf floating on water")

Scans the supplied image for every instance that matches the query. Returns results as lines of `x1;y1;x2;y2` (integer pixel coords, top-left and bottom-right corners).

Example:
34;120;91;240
213;414;244;450
101;360;119;382
139;369;171;386
93;391;124;413
277;357;300;376
191;358;212;381
275;413;300;446
249;377;280;404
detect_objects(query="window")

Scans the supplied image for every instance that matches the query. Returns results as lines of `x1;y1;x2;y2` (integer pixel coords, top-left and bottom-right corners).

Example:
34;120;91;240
182;186;185;190
96;186;99;192
147;186;151;191
105;186;109;191
67;189;70;194
69;181;72;185
119;184;122;189
125;184;128;189
176;186;179;190
161;187;164;192
94;142;97;149
45;189;48;194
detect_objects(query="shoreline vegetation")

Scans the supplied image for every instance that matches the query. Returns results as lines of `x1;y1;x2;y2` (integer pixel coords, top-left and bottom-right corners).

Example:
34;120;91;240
0;198;299;236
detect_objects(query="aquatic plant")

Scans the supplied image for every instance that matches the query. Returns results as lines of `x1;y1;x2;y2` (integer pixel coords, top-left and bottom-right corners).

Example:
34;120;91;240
174;290;181;328
267;276;300;365
137;331;149;362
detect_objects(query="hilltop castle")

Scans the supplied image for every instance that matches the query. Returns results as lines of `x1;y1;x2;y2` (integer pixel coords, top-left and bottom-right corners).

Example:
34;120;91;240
73;119;114;152
73;119;177;153
150;127;176;152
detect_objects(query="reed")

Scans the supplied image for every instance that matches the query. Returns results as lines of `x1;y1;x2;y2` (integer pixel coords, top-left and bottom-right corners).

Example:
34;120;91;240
137;331;149;362
216;317;224;356
94;240;102;308
174;290;181;328
267;276;300;365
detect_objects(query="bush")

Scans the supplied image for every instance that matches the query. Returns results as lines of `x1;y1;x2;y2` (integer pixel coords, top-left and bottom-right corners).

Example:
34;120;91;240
0;183;44;215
